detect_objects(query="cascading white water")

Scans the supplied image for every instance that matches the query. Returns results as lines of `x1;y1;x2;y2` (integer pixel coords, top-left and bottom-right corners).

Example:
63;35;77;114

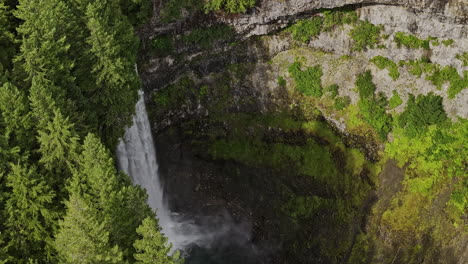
116;90;203;250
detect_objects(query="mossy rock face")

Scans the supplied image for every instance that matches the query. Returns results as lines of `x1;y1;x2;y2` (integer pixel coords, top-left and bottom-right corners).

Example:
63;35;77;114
142;5;468;263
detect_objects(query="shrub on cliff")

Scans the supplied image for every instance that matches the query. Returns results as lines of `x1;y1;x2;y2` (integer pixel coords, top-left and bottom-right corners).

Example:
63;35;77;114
349;20;382;51
289;61;323;97
204;0;256;14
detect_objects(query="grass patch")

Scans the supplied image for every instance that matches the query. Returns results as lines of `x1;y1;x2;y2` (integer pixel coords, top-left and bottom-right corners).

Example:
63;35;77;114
370;56;399;80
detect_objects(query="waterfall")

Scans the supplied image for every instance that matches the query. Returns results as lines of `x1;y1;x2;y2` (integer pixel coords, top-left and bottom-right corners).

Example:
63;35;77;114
116;90;202;250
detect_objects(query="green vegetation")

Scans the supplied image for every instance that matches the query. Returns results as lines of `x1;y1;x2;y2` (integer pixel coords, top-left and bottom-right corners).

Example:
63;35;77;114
370;56;399;80
441;39;454;46
326;84;339;98
401;59;467;98
278;76;287;86
288;61;323;97
397;93;447;137
456;52;468;66
0;2;15;71
289;17;323;43
388;90;403;109
154;77;194;109
120;0;152;26
204;0;256;13
287;9;358;43
393;32;430;49
384;116;467;250
160;0;202;23
134;217;183;264
0;0;181;263
151;36;174;54
356;71;392;140
182;25;234;48
349;20;383;51
334;96;351;110
321;8;358;31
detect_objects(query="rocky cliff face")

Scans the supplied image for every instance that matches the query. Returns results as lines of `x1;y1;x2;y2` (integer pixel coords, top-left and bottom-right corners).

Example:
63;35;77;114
138;1;467;263
218;0;467;36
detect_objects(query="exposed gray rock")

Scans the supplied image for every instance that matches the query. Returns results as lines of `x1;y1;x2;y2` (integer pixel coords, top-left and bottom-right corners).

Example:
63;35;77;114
219;0;467;37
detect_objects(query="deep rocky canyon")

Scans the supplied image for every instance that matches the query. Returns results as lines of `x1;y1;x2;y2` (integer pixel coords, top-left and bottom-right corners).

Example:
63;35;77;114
136;0;467;263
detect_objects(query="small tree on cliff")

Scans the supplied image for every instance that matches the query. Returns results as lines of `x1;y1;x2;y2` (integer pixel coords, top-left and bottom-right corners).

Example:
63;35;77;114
133;217;183;264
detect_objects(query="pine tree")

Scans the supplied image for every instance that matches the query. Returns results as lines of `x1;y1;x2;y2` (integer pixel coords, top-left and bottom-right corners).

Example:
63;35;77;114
13;0;84;128
3;162;56;263
14;0;77;90
37;108;79;177
0;2;16;71
73;133;153;260
133;217;183;264
55;193;123;264
84;0;139;145
0;82;33;151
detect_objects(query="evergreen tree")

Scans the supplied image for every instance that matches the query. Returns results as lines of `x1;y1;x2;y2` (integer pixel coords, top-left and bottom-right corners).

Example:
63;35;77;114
133;217;183;264
37;109;79;177
3;162;56;263
73;133;153;260
55;193;123;264
14;0;77;90
0;82;33;151
28;75;63;130
0;231;9;263
0;2;16;71
85;0;140;145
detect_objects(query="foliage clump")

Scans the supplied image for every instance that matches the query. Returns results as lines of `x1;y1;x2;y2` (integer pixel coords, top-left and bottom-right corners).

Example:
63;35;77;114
160;0;202;23
370;56;399;80
334;96;351;110
321;8;358;31
288;61;323;97
388;90;403;109
456;52;468;66
277;76;287;87
441;39;454;46
397;93;447;137
154;77;194;109
182;25;234;48
289;17;323;43
326;84;339;98
204;0;256;14
151;35;174;55
349;20;383;51
393;32;430;49
355;71;392;140
400;59;467;98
